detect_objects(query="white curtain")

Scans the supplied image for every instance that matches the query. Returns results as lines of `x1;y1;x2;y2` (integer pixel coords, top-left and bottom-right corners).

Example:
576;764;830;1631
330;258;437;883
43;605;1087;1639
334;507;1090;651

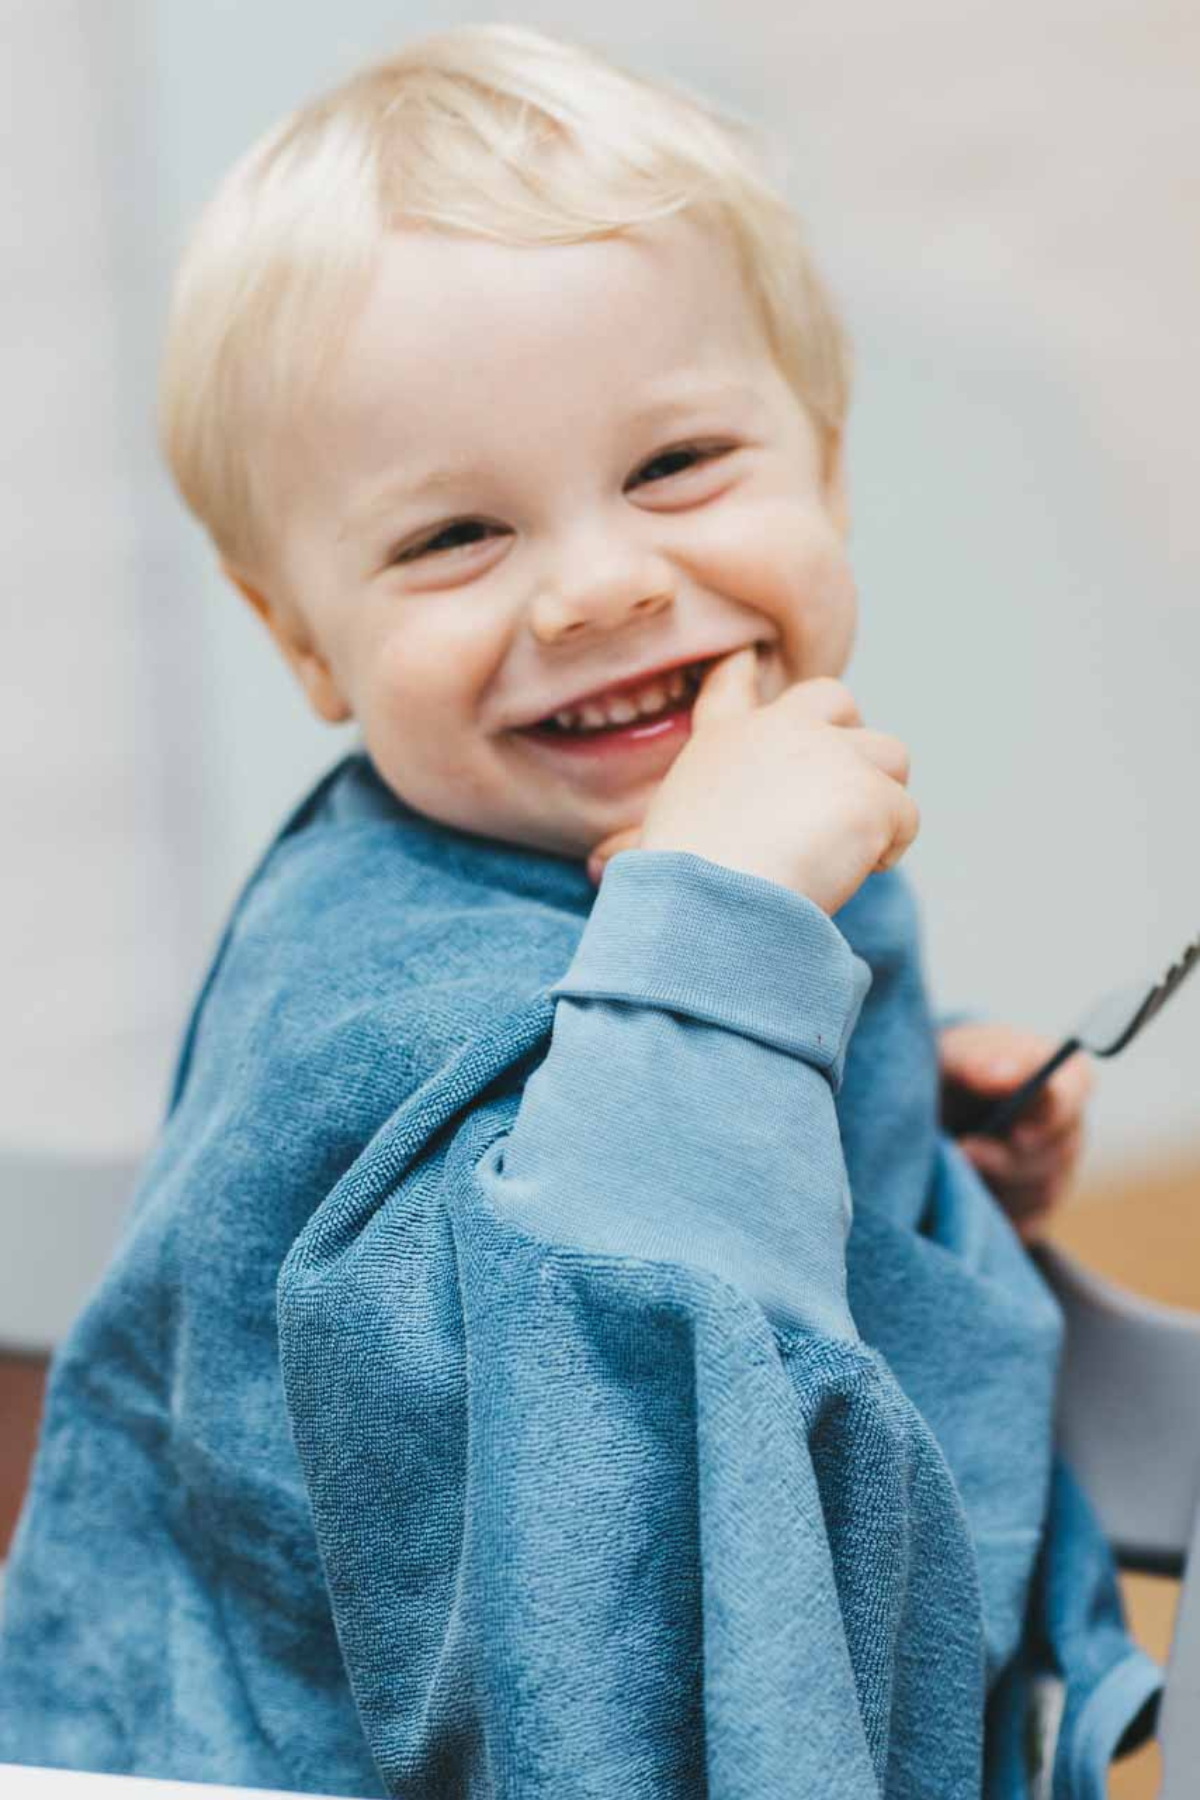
2;0;199;1162
0;1;213;1343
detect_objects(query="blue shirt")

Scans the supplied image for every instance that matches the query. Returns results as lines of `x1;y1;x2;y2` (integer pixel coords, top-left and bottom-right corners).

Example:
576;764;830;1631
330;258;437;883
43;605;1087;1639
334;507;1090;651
0;750;1162;1796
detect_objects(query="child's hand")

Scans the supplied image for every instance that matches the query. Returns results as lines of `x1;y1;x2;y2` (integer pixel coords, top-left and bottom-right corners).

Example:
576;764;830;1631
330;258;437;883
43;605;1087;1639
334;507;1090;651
587;822;641;885
938;1022;1095;1242
585;649;920;914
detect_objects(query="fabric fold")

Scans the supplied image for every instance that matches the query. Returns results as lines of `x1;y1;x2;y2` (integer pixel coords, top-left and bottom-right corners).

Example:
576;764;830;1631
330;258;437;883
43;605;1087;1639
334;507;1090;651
280;1058;987;1796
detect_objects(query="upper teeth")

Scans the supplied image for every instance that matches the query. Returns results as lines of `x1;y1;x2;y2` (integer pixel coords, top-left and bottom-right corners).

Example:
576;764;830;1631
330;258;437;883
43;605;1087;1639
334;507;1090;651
550;663;703;731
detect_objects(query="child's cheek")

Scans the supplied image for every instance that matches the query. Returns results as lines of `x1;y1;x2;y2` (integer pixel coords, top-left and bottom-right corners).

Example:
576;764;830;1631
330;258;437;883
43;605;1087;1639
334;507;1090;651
370;629;448;726
354;635;435;764
696;504;855;682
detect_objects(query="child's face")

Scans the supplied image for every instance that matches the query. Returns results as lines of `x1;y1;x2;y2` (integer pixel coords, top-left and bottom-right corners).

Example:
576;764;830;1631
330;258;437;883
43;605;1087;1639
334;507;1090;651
231;215;857;861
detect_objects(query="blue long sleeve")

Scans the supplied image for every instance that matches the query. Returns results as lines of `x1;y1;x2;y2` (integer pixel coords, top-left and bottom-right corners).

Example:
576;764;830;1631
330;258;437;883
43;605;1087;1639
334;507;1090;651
478;848;872;1340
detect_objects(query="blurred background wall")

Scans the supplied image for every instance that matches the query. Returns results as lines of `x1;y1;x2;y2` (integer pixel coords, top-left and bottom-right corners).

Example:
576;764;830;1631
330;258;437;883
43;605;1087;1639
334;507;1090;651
2;0;1198;1345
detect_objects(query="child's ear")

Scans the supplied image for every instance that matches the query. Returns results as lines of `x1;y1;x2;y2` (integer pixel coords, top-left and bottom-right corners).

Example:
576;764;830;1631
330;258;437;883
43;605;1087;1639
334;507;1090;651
822;432;851;538
222;565;353;725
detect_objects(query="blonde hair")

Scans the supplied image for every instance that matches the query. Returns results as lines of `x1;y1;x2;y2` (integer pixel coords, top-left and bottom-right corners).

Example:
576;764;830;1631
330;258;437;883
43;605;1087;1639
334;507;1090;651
158;22;852;575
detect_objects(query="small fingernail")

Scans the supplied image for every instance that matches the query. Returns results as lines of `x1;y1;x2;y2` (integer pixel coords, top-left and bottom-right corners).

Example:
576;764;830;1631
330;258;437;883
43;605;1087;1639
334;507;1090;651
990;1060;1020;1082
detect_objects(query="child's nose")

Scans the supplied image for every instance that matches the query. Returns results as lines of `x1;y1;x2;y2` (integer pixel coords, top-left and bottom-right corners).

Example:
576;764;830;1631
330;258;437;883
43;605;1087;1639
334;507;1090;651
528;565;675;645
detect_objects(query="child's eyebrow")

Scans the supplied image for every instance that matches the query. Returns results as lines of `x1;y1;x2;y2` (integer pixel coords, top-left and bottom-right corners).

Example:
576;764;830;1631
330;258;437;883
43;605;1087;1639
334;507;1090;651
342;377;764;540
622;375;764;433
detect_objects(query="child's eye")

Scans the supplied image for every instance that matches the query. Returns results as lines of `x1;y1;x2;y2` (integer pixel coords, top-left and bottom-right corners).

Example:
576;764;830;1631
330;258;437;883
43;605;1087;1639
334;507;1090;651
391;442;734;564
392;520;507;564
627;443;732;489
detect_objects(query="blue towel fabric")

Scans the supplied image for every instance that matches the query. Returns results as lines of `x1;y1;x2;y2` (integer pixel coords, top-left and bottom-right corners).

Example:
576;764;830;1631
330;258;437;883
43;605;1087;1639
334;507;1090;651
0;750;1163;1796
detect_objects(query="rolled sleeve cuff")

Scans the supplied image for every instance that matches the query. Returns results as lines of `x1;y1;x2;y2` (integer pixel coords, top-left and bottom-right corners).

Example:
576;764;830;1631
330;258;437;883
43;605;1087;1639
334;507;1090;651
548;850;873;1092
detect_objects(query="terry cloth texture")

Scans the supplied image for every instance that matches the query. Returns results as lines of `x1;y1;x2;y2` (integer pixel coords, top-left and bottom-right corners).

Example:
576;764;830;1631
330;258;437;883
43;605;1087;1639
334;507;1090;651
0;750;1163;1797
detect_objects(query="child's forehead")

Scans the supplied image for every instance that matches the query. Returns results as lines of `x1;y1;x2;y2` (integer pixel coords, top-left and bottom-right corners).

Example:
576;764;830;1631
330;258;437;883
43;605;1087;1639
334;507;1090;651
291;222;780;507
337;216;768;403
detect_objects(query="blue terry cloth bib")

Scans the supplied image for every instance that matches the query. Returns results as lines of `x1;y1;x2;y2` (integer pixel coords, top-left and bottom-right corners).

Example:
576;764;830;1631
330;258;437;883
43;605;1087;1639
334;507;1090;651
0;750;1162;1796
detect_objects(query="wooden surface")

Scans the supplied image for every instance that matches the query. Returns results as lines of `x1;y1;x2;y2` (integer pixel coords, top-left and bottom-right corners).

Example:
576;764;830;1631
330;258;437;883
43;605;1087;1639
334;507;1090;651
0;1351;46;1557
1;1153;1196;1794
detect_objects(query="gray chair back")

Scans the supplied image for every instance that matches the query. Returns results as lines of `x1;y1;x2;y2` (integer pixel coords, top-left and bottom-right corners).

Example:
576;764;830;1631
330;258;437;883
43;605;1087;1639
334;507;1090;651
1034;1239;1200;1797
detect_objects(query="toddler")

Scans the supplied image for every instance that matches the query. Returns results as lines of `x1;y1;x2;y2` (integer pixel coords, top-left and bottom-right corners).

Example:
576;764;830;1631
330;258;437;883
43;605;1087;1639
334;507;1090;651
0;23;1161;1797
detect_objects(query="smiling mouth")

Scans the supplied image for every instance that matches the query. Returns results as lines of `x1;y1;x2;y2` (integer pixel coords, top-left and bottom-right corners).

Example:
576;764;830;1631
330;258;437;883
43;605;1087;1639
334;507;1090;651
521;657;716;739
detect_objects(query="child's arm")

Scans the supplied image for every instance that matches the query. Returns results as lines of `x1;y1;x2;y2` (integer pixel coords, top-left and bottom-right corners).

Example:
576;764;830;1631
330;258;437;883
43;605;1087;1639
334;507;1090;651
275;853;990;1794
579;844;1092;1254
478;848;869;1339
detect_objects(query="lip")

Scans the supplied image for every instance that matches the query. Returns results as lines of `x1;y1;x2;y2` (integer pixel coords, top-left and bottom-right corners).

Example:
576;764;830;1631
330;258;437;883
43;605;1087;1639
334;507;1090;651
514;645;753;730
